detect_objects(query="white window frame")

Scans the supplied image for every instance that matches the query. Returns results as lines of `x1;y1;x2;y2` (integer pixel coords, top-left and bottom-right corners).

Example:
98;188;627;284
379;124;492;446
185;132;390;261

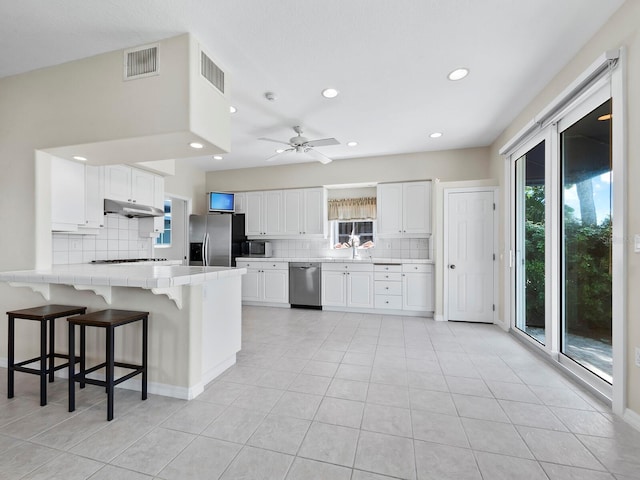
330;219;376;249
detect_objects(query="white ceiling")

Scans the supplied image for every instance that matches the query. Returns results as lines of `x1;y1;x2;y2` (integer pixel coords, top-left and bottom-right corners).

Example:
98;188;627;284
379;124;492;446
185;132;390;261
0;0;625;172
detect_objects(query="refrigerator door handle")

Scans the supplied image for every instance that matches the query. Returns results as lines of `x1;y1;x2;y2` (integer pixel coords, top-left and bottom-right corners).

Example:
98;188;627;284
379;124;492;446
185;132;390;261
203;233;209;266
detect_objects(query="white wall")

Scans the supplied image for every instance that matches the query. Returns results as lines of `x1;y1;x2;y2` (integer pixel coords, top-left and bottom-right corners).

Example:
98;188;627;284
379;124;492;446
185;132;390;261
488;0;640;415
206;147;491;192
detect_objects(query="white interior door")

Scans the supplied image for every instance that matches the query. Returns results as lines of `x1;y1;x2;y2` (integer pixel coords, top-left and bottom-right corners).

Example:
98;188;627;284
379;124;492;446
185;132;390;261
446;190;495;322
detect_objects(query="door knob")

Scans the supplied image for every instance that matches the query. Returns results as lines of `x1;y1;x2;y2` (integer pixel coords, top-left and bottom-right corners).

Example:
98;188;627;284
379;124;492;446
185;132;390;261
449;264;456;269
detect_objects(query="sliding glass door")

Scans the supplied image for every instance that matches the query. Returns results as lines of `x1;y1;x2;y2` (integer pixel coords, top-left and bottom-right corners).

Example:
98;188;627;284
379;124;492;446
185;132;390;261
560;99;612;383
515;140;546;344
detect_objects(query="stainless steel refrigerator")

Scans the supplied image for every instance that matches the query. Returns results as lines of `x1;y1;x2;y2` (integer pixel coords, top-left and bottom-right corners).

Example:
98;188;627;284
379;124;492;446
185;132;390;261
188;214;246;267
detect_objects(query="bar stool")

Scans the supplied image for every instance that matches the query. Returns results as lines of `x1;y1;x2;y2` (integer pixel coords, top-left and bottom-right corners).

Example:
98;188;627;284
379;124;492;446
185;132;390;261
6;304;87;406
68;309;148;421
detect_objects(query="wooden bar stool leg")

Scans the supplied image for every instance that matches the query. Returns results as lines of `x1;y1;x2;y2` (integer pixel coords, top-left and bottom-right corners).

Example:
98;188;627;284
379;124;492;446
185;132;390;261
39;319;47;406
8;315;15;399
68;323;75;413
48;317;55;383
142;315;148;400
106;326;115;421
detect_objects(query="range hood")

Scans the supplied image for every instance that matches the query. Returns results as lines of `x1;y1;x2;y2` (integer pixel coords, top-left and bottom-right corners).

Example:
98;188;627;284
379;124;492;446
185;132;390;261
104;198;163;218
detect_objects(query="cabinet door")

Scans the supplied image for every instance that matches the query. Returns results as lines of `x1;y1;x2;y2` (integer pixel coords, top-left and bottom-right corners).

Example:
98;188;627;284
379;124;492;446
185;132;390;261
51;156;85;230
103;165;131;202
347;271;374;308
263;190;283;235
376;183;403;236
84;165;104;228
403;181;431;235
263;269;289;304
245;192;263;235
241;269;261;302
283;190;303;235
234;193;246;214
303;188;327;236
131;168;155;206
322;270;347;307
402;272;433;311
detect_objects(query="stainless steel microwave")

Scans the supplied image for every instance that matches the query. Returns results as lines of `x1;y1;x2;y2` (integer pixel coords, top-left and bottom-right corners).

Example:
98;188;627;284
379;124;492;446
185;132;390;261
241;241;272;258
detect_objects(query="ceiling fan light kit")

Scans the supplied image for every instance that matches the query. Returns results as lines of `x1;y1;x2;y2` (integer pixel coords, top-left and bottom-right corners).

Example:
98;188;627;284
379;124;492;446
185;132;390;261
259;125;339;164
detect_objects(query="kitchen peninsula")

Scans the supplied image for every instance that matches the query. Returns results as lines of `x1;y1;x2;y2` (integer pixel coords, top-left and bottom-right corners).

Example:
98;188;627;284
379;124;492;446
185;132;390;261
0;264;246;400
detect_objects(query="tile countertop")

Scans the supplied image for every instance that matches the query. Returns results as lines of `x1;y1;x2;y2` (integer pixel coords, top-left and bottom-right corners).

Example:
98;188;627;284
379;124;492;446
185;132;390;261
236;257;434;264
0;264;246;289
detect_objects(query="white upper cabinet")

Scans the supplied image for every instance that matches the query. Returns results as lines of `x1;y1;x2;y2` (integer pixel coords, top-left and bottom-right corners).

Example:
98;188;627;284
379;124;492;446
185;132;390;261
103;165;131;202
139;174;165;237
104;165;157;205
245;187;327;239
131;168;155;206
302;188;327;236
84;165;104;229
51;156;85;231
377;181;431;237
245;190;282;236
245;192;264;236
234;192;246;214
263;190;283;235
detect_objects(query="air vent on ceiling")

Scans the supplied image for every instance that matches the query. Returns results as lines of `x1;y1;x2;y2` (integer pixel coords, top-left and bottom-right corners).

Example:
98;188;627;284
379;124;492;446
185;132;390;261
123;44;159;80
200;50;225;93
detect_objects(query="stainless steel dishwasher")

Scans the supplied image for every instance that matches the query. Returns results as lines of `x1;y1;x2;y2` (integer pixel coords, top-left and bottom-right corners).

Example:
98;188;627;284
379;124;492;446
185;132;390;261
289;262;322;308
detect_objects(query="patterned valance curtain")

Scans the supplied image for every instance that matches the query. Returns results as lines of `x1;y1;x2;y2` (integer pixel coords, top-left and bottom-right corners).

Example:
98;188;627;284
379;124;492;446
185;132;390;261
328;197;377;220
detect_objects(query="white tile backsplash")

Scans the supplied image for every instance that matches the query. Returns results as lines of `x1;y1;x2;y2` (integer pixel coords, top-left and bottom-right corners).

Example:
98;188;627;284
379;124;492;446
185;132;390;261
267;237;429;260
52;214;153;265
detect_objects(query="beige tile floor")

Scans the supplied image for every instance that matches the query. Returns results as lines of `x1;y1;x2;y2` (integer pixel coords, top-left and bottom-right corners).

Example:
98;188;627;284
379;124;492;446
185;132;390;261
1;306;639;479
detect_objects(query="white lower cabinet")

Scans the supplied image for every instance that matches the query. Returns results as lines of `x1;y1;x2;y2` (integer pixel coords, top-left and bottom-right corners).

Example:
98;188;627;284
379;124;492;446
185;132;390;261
322;263;373;309
402;263;434;311
237;261;289;304
374;264;403;309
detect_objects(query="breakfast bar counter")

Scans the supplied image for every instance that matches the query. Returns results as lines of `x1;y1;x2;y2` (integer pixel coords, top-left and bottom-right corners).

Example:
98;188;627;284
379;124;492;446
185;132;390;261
0;264;246;400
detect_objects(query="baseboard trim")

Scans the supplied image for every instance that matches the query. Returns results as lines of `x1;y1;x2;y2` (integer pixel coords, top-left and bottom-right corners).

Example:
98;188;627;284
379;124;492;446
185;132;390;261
624;408;640;433
0;356;231;400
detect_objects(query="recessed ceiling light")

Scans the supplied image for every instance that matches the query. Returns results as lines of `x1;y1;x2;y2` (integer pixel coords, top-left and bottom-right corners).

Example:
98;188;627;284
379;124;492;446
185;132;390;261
447;68;469;81
598;114;612;121
276;149;285;154
429;132;443;138
189;142;204;149
213;155;223;160
72;155;87;161
321;88;339;98
229;106;237;114
347;141;358;147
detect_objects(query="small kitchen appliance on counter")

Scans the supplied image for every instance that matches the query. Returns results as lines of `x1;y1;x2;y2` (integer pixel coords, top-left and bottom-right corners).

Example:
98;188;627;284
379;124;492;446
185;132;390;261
241;240;272;258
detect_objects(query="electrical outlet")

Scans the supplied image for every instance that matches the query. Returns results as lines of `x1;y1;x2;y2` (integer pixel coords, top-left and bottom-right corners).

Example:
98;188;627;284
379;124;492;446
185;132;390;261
386;243;392;249
636;347;640;367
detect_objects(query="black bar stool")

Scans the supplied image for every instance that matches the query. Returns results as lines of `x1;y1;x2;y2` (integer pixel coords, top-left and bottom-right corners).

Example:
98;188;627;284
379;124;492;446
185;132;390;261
6;304;87;406
68;309;148;421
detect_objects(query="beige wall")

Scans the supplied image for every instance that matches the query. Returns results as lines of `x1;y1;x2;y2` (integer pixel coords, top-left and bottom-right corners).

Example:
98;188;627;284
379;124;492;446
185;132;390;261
206;147;491;192
489;1;640;415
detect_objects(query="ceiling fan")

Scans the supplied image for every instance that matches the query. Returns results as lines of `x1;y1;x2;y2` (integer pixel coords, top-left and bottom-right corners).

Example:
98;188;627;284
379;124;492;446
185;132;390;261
259;126;339;164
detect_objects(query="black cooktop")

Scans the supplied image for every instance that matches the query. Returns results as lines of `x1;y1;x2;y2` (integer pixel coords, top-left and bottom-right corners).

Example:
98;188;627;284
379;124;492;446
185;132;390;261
91;258;168;264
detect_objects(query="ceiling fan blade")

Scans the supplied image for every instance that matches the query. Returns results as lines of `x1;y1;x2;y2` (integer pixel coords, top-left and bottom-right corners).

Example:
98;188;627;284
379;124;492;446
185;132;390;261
306;148;333;164
258;137;291;146
306;137;340;148
266;148;294;162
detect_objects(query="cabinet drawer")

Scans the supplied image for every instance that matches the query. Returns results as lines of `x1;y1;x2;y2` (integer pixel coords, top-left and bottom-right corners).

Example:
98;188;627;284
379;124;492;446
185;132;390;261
374;264;401;273
323;263;373;272
375;281;402;295
374;272;402;282
262;262;288;270
402;263;433;273
375;295;403;310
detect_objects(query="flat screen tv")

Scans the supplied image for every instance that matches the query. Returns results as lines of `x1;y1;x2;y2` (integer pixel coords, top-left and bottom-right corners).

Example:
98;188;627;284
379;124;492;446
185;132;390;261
208;192;235;213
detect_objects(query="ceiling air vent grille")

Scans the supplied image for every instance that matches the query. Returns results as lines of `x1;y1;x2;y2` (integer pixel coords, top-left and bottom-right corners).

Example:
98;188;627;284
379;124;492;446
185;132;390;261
201;51;225;93
124;44;159;80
